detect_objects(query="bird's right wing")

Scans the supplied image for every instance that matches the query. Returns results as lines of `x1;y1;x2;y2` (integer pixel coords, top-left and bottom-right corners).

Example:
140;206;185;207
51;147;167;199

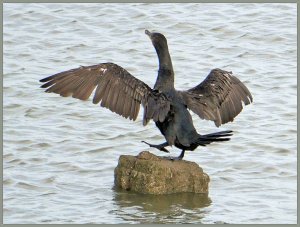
179;68;253;127
40;62;170;124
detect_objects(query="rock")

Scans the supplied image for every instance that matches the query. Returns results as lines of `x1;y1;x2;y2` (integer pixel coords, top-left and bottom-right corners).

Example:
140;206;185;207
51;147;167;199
114;151;210;195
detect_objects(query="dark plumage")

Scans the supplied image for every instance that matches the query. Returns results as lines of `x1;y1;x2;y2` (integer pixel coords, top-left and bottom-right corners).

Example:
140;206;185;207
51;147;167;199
40;30;253;160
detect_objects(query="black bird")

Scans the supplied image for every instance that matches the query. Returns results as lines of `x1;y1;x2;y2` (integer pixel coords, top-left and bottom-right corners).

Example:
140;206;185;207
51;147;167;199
40;30;253;160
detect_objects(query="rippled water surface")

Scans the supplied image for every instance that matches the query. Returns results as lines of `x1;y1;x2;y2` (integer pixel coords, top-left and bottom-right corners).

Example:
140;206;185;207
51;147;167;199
3;3;297;224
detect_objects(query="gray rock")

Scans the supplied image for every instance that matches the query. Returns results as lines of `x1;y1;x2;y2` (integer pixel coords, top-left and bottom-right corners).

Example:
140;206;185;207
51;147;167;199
114;151;210;194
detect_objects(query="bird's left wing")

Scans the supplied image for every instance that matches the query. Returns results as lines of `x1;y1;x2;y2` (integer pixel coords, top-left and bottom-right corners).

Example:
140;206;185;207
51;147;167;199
179;68;253;127
40;62;153;121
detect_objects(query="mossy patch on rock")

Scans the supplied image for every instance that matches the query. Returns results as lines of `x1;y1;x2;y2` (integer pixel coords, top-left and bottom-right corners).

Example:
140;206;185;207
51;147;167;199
114;151;210;195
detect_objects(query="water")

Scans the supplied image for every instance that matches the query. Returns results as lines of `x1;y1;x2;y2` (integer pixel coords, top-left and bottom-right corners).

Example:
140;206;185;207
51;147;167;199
3;3;297;224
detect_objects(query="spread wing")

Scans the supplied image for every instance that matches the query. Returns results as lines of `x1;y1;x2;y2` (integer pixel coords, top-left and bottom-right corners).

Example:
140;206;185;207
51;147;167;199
180;68;253;127
40;62;170;123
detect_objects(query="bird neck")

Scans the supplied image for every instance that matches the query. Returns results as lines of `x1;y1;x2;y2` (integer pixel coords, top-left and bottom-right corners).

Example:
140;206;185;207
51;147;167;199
155;44;173;71
154;45;175;91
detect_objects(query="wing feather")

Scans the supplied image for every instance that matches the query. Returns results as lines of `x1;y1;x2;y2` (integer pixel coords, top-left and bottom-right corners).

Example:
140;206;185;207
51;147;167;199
40;63;153;121
73;72;98;100
179;68;252;127
41;62;172;124
93;77;108;104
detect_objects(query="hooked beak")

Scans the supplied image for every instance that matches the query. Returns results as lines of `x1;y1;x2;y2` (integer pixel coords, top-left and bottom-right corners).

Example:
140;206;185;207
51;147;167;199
145;29;152;38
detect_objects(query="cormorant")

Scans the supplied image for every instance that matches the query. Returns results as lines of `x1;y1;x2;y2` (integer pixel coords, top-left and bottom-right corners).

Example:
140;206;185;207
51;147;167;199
40;30;253;160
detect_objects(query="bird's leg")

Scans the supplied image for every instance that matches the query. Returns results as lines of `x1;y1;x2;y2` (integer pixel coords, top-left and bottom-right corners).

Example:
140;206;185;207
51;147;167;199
169;150;185;161
141;141;170;153
177;149;185;160
162;149;185;161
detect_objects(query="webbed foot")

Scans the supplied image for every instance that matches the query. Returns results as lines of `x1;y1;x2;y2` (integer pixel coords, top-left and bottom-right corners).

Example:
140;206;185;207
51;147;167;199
163;149;185;161
141;141;170;153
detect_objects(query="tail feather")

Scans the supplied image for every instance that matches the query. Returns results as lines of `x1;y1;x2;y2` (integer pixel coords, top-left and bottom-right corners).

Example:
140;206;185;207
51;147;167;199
196;130;233;146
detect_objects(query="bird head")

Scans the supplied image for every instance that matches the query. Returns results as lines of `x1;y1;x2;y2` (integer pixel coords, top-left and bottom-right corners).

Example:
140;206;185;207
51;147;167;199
145;30;168;50
145;30;170;62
